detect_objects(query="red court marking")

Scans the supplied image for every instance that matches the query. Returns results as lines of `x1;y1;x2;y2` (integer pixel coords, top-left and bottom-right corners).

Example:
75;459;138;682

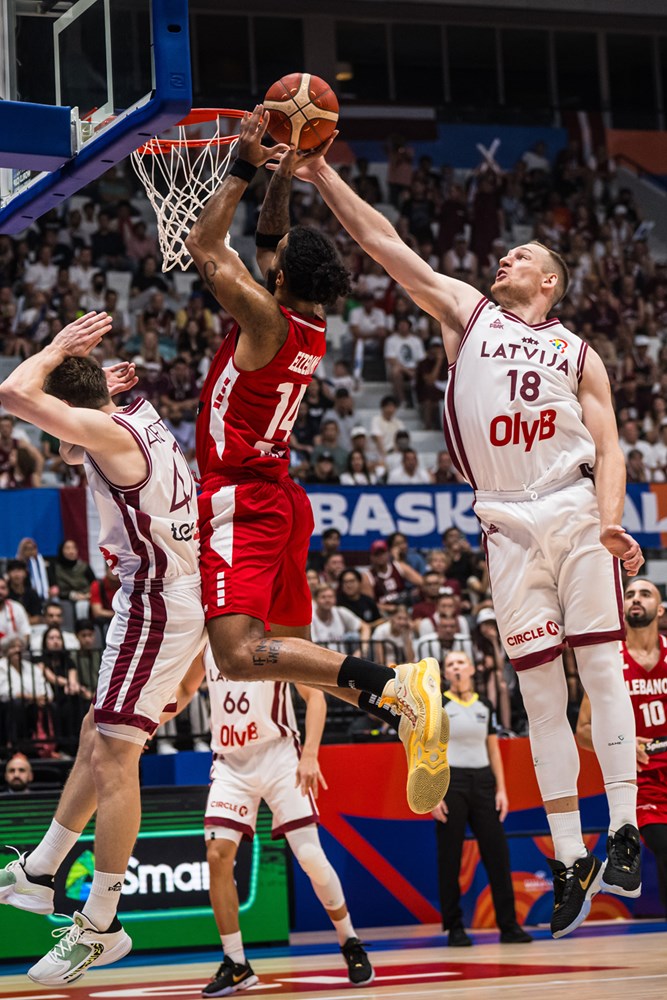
2;960;624;998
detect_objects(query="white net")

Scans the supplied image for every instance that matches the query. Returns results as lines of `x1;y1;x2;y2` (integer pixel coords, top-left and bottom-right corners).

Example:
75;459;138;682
130;114;238;272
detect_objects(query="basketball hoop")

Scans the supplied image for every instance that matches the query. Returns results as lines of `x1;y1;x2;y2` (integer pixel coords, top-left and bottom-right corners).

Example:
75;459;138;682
130;108;244;272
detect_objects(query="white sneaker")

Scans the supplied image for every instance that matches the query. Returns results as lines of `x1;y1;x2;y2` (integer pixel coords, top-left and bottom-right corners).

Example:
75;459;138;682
193;739;210;753
384;658;441;752
0;850;55;915
28;911;132;985
157;741;178;755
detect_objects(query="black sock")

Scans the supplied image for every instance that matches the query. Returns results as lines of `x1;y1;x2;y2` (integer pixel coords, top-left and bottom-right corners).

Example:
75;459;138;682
337;656;395;696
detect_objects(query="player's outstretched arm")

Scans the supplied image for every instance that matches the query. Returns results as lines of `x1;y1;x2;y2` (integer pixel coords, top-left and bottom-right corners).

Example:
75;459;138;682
0;313;125;452
185;106;289;337
579;348;644;576
159;650;206;725
255;147;298;279
293;146;480;339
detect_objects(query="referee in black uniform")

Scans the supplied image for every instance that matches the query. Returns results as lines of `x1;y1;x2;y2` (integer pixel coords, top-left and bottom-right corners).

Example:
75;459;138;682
433;649;532;946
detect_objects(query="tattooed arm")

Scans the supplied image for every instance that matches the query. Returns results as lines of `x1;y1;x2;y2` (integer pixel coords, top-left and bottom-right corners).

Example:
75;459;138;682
184;105;288;350
255;148;298;278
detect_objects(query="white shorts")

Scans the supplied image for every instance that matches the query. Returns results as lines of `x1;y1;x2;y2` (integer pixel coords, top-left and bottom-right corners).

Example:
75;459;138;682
94;574;206;745
475;479;624;671
204;738;319;842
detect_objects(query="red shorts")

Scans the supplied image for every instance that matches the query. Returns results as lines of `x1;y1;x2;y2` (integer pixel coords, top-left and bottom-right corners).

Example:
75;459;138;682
637;767;667;829
198;477;313;629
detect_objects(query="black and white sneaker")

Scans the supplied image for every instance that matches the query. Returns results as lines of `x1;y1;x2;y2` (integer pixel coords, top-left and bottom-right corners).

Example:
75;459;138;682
547;851;604;939
201;956;258;997
341;937;374;986
600;823;642;898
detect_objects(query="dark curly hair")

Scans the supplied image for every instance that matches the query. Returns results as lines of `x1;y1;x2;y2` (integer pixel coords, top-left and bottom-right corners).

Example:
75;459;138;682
43;356;111;409
281;226;351;308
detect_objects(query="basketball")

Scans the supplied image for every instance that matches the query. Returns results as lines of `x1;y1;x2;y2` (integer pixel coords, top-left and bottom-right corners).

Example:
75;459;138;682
263;73;339;151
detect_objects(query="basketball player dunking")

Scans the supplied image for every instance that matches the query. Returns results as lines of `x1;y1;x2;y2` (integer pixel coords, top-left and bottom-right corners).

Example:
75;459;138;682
0;316;206;982
292;139;644;938
185;106;450;816
577;580;667;913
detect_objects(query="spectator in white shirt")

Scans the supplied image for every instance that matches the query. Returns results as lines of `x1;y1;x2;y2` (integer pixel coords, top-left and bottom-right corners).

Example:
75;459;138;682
372;605;415;664
348;426;383;476
310;585;370;654
30;601;80;654
321;388;356;451
370;395;405;460
69;246;96;295
387;448;433;485
24;246;58;293
618;418;655;463
384;318;426;407
0;579;31;647
348;293;389;380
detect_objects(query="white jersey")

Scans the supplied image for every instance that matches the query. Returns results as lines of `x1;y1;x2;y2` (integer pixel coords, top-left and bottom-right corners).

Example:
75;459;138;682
83;398;199;588
204;645;299;755
443;298;595;494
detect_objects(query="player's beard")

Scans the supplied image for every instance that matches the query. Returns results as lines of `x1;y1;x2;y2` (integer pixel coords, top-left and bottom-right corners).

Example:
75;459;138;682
625;606;657;629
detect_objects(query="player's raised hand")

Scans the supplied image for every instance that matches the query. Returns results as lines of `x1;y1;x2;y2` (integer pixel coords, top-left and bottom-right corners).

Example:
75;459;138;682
104;361;138;397
51;311;113;357
266;131;339;183
236;104;289;167
295;752;328;798
600;524;644;576
295;131;339;183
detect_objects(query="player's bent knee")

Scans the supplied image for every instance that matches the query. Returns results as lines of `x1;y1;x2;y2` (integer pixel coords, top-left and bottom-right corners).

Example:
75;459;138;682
293;842;331;887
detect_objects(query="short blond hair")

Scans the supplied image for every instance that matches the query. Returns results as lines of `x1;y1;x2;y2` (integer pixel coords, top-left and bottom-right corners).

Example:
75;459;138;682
529;240;570;305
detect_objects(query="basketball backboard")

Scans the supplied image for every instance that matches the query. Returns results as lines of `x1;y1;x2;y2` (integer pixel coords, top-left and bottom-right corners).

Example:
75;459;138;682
0;0;192;234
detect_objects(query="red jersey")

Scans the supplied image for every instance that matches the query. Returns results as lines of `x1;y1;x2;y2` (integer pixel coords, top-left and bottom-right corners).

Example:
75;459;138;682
196;306;326;487
622;635;667;774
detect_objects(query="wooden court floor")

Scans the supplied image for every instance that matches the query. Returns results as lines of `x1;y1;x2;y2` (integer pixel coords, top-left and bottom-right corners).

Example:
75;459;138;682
1;922;666;1000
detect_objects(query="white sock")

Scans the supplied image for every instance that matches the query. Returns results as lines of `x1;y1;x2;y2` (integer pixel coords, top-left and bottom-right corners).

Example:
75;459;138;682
606;781;638;835
547;810;587;867
332;913;355;946
81;870;125;931
221;931;245;964
25;820;80;877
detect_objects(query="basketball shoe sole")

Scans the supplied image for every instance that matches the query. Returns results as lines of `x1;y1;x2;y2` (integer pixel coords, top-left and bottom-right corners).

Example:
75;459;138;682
390;658;441;752
399;706;450;814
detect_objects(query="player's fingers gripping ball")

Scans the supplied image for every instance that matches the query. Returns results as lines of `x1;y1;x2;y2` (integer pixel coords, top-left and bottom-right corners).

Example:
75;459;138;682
264;73;339;150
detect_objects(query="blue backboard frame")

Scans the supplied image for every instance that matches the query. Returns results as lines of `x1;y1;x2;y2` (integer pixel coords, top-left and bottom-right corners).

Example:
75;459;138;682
0;0;192;235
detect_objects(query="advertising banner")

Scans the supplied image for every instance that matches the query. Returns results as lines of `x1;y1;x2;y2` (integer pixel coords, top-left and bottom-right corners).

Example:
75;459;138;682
0;786;289;960
307;482;667;550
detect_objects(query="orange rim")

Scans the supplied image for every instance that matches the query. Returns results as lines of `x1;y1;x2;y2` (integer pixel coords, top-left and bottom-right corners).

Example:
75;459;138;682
137;108;245;154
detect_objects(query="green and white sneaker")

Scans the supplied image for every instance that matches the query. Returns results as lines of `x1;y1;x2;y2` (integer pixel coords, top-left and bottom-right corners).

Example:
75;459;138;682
0;850;54;915
28;911;132;985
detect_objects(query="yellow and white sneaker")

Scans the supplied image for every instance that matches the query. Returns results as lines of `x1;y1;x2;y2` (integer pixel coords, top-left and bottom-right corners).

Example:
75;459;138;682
399;707;450;814
28;911;132;985
383;658;441;752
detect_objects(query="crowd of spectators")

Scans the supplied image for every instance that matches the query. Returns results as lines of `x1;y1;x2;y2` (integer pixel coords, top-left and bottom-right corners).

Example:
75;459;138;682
2;131;667;765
